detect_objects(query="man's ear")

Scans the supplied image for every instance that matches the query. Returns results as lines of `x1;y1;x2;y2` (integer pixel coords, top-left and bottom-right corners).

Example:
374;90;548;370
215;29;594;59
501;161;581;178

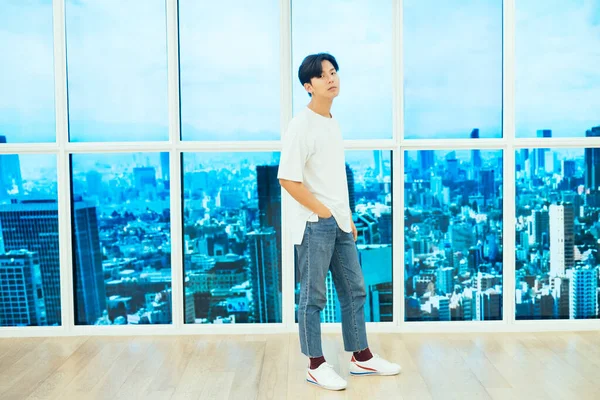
304;82;313;95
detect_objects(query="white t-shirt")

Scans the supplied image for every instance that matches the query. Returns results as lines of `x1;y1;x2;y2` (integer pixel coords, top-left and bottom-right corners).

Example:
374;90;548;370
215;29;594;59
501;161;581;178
277;107;352;245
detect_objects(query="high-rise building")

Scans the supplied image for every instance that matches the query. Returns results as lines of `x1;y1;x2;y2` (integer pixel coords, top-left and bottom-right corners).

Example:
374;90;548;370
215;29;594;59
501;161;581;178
160;152;170;183
470;129;482;180
373;150;384;180
86;171;103;197
0;199;61;325
185;289;196;323
256;165;281;235
551;276;570;319
562;160;577;178
72;200;107;325
345;163;355;213
476;289;501;321
529;209;549;247
433;295;450;321
248;229;281;323
537;129;552;138
417;150;435;178
436;266;454;295
446;152;458;181
0;198;105;326
568;266;598;319
549;204;575;276
0;250;46;326
0;135;23;197
369;282;392;322
133;167;157;192
480;169;495;201
378;210;392;244
585;127;600;192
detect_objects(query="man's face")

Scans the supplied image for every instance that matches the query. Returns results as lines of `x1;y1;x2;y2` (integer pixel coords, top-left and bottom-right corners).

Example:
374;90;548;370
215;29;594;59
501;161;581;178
304;60;340;99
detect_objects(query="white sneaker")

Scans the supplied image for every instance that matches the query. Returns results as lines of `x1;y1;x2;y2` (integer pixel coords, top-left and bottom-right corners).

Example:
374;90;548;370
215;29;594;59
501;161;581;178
349;354;402;376
306;363;347;390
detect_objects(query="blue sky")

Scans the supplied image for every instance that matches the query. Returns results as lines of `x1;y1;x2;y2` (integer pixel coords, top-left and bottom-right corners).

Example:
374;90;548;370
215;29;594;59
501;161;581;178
404;0;502;139
292;0;394;140
0;1;55;143
516;0;600;138
1;0;599;143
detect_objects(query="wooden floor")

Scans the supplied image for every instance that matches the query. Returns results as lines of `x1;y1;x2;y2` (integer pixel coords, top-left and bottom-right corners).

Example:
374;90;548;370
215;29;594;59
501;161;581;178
0;332;599;400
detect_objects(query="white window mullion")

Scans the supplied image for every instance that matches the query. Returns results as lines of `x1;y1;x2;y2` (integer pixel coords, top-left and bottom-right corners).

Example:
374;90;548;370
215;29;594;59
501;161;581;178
280;0;294;330
503;0;517;326
167;0;182;331
394;0;404;327
54;0;74;333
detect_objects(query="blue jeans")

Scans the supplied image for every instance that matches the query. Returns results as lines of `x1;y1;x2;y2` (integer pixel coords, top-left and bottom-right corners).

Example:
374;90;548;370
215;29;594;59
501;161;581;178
295;216;369;357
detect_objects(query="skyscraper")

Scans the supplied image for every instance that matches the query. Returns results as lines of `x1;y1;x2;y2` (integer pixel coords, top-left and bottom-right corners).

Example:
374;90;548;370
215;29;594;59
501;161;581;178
85;170;103;197
345;163;355;213
562;160;576;179
256;165;281;235
585;127;600;192
529;209;549;247
417;150;434;178
446;152;458;181
373;150;384;180
536;129;552;138
160;152;170;182
480;169;495;201
72;200;106;325
470;129;482;179
534;131;552;174
133;167;157;192
378;210;392;244
476;289;501;321
568;267;598;319
0;250;46;326
0;198;105;326
0;135;23;197
248;229;281;323
436;266;454;294
0;199;61;325
549;203;574;276
551;276;570;319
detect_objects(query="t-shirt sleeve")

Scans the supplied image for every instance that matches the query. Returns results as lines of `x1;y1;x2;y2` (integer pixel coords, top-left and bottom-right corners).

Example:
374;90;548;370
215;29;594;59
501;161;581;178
277;122;312;183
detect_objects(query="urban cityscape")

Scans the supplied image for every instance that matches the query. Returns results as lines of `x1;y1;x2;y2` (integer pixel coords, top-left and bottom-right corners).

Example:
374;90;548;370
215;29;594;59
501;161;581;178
1;0;599;328
404;137;504;321
515;128;600;320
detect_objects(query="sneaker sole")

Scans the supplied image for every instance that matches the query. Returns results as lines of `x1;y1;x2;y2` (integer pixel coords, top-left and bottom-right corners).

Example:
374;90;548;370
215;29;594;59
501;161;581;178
306;379;347;391
350;370;401;376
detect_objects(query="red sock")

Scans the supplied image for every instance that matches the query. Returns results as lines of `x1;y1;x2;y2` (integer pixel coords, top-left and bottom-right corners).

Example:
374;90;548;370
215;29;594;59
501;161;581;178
309;356;326;370
353;348;373;362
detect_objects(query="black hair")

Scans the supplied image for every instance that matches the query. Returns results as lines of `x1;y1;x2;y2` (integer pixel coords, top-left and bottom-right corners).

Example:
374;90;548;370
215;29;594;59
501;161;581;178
298;53;339;97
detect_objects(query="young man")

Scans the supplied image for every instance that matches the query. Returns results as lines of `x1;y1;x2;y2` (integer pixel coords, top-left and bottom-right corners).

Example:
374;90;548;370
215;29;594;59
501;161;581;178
277;53;401;391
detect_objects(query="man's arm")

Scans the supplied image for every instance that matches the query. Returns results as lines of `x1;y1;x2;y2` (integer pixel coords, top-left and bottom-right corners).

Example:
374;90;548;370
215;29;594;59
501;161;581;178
279;179;332;218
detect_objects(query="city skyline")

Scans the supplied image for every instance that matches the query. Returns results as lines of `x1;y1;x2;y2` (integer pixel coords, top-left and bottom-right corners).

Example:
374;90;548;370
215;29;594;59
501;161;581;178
515;145;600;320
404;149;504;321
5;141;600;325
2;1;600;327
